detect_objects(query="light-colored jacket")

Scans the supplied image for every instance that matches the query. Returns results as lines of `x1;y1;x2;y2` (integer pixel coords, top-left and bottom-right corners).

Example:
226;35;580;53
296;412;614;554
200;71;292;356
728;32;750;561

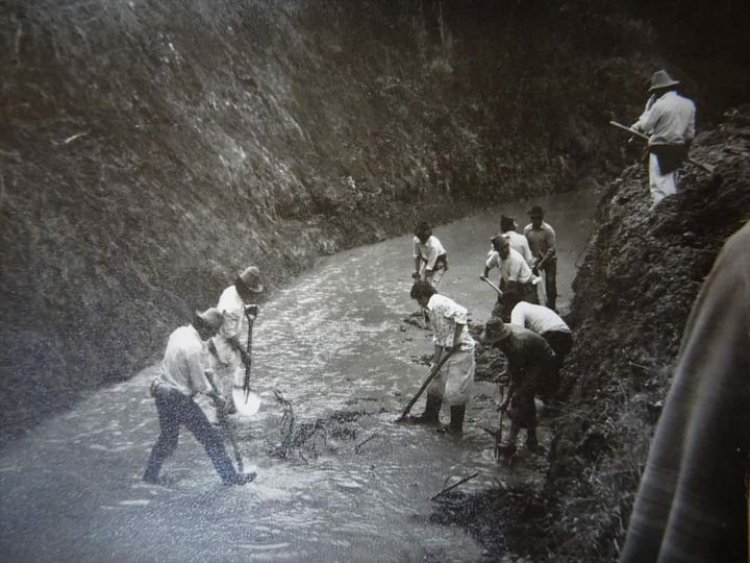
156;325;211;397
632;90;696;146
212;285;248;367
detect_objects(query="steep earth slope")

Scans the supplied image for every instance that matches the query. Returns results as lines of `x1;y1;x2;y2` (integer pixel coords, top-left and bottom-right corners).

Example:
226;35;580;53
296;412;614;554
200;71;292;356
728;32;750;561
450;106;750;561
0;0;655;440
1;0;748;444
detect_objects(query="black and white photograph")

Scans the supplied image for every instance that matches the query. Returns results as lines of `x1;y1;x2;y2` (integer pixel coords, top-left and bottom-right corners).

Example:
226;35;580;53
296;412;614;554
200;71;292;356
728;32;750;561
1;1;748;561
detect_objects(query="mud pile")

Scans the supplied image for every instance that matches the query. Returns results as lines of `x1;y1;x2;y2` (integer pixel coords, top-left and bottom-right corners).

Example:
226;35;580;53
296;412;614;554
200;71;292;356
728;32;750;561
445;106;750;561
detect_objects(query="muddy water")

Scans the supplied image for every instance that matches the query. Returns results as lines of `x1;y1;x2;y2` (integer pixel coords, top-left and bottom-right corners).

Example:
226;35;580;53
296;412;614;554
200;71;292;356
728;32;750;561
0;190;597;562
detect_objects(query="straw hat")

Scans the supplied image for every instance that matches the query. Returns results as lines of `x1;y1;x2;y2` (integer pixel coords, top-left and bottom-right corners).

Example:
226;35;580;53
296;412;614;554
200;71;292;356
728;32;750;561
239;266;264;293
196;307;224;331
648;70;679;92
482;318;512;344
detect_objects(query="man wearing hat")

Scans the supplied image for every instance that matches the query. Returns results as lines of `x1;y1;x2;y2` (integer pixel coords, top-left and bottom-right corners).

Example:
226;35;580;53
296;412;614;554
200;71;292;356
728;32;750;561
482;318;555;455
413;220;449;289
631;69;696;209
523;205;557;311
509;301;573;404
143;308;255;486
408;280;476;435
499;214;533;266
484;233;539;320
211;266;265;413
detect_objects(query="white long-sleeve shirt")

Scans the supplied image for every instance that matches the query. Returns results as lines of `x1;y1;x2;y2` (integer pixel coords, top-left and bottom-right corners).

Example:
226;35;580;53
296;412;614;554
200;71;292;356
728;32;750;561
485;247;535;285
212;285;248;367
510;301;570;335
413;235;447;271
157;325;212;397
633;90;696;146
505;230;534;265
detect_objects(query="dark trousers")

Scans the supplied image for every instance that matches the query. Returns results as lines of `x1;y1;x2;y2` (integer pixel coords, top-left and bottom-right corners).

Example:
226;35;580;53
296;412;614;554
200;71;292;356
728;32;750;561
541;259;557;311
144;386;237;484
493;282;539;321
541;330;573;400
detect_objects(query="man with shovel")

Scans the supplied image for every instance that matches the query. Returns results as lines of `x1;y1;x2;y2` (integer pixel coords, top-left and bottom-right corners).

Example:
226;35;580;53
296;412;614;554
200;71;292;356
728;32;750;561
630;69;696;209
482;318;555;456
211;266;264;414
523;205;557;312
406;280;476;435
143;308;255;486
483;233;539;320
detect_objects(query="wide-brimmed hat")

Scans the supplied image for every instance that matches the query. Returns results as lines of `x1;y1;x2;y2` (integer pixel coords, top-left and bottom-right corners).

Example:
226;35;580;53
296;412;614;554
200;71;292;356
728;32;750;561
648;70;679;92
481;318;512;344
528;205;544;218
238;266;264;293
196;307;224;330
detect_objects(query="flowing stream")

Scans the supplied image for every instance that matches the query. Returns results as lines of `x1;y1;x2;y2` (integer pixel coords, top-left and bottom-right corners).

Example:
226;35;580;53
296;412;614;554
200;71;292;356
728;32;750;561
0;190;598;562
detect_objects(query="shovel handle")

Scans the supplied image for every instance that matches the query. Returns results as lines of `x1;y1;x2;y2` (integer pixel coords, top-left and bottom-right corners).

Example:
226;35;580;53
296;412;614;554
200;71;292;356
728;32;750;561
480;275;503;296
396;348;456;422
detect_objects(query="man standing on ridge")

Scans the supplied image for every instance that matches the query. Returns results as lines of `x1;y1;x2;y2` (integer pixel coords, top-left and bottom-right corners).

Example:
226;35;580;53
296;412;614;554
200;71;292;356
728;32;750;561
407;280;476;435
524;205;557;312
631;69;696;209
413;221;449;289
211;266;264;414
483;233;539;320
143;308;255;486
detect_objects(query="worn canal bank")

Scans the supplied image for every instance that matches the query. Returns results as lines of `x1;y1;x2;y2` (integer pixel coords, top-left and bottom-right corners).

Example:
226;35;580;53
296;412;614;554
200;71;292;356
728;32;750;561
445;108;750;562
0;190;597;562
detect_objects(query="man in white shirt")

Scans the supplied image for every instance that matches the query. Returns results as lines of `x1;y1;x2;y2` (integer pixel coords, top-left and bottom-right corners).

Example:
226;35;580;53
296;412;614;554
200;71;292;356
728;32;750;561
413;221;448;289
144;308;255;486
500;215;533;266
407;281;476;435
510;301;573;403
631;69;696;209
211;266;264;413
483;233;539;320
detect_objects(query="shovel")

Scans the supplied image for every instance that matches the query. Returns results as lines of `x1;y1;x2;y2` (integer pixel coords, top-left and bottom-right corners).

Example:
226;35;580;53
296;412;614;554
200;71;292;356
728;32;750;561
396;348;456;423
608;120;715;173
206;372;244;472
480;275;503;296
234;305;261;417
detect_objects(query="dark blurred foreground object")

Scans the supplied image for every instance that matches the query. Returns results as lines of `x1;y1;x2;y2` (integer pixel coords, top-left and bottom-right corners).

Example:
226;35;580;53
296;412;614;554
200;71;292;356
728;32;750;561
620;221;749;562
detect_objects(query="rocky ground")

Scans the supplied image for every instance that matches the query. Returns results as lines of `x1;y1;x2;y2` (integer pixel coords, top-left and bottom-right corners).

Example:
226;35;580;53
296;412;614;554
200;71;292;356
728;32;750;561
435;106;750;562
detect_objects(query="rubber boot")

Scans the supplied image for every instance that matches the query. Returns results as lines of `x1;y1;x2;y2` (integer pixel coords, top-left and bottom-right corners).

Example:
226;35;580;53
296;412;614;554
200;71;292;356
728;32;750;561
525;427;545;455
438;405;466;435
408;394;442;424
450;405;466;434
497;422;519;456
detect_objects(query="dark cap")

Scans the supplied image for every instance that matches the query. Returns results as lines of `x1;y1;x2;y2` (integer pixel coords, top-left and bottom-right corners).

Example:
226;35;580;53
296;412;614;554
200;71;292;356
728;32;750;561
528;205;544;217
500;215;516;232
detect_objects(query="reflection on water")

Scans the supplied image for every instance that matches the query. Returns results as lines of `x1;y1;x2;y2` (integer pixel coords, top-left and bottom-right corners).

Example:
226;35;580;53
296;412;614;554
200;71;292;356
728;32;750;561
0;190;597;562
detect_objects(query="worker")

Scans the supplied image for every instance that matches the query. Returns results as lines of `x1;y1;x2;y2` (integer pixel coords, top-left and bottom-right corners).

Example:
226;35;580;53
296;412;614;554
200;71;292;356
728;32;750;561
483;233;539;320
144;308;255;486
524;205;557;311
482;318;555;455
407;280;476;435
413;221;449;289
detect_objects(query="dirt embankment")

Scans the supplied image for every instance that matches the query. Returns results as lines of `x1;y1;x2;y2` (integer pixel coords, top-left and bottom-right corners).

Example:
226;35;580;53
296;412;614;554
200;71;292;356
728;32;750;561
1;0;665;442
442;107;750;561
